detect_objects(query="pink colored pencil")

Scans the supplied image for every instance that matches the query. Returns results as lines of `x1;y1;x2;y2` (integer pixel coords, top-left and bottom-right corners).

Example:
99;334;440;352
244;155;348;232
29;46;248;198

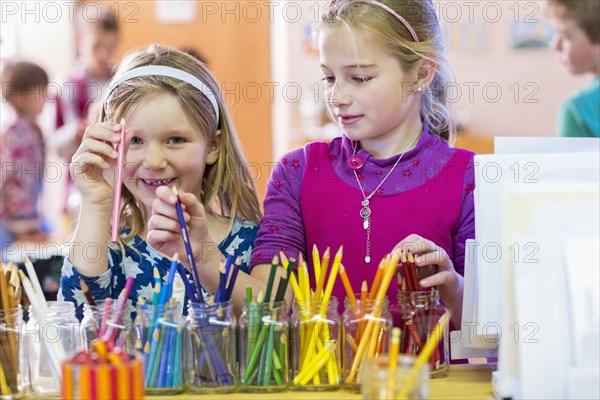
111;118;126;242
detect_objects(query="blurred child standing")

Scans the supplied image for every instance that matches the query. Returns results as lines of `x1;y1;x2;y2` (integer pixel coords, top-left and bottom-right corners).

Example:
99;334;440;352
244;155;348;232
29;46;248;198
1;61;50;257
49;4;119;217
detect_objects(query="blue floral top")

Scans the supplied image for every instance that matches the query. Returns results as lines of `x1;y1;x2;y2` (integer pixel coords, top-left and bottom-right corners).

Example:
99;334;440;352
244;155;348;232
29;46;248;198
59;218;258;320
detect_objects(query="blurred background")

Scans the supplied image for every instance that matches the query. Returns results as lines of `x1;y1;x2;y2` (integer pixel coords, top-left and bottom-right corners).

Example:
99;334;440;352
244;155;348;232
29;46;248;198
0;0;591;250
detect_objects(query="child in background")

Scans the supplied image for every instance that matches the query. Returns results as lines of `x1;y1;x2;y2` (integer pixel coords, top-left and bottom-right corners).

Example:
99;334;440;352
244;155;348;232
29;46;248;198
0;61;49;257
547;0;600;137
59;45;261;319
49;4;119;219
51;3;119;160
249;0;474;326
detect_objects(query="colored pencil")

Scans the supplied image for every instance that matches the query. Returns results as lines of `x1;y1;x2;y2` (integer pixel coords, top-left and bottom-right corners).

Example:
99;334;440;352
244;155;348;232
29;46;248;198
79;278;96;306
111;118;126;242
172;186;203;302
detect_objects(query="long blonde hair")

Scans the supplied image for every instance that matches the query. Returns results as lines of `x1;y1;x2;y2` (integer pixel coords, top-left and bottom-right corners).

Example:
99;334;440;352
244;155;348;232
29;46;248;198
319;0;456;141
101;44;261;244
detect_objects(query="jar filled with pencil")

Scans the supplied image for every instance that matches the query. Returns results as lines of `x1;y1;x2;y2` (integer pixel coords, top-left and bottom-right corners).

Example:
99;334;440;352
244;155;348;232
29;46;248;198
291;297;342;390
185;299;237;393
26;301;81;397
80;299;135;355
239;293;289;392
135;298;185;394
1;262;24;399
393;289;449;377
342;295;392;389
0;305;25;399
392;252;449;377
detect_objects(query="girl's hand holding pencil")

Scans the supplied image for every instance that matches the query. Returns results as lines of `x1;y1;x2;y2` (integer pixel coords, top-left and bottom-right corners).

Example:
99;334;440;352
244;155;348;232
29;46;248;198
70;122;125;208
147;186;212;269
393;234;462;302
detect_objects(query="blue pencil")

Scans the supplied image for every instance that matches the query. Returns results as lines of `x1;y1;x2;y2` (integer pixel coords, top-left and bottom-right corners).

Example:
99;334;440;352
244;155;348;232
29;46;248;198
160;254;179;305
176;263;198;303
170;326;182;387
216;262;227;302
172;186;204;303
157;324;172;387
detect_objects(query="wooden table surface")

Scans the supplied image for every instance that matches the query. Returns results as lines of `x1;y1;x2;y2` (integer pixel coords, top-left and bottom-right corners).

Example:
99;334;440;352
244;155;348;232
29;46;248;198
148;364;494;399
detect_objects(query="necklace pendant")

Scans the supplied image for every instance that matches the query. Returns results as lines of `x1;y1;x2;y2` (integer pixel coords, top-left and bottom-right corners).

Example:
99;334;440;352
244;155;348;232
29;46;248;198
365;255;371;263
361;199;369;207
360;206;371;230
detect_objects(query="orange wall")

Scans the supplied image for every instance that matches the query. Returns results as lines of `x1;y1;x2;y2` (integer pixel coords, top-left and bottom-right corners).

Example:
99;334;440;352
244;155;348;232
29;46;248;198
113;1;272;199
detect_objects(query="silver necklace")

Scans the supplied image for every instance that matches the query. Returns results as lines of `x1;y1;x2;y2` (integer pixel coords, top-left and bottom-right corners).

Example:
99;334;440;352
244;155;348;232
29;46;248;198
351;129;422;263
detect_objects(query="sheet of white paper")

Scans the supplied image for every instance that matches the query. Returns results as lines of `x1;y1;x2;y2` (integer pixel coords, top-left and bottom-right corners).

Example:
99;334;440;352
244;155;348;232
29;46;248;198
563;238;600;368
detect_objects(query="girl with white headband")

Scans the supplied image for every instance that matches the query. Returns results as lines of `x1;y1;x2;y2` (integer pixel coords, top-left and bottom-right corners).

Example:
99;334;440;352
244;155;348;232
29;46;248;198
60;44;262;320
250;0;474;327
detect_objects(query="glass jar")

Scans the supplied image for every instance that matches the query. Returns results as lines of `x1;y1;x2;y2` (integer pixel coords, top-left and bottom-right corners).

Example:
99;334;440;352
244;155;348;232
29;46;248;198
342;296;392;388
291;298;341;391
359;355;429;399
134;300;184;394
185;300;237;393
80;300;135;354
392;290;449;377
1;305;25;399
25;301;80;397
239;299;289;392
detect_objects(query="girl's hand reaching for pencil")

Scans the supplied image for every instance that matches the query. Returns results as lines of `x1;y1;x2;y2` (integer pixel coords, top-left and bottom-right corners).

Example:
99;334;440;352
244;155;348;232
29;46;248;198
393;234;463;303
147;186;214;269
70;122;123;209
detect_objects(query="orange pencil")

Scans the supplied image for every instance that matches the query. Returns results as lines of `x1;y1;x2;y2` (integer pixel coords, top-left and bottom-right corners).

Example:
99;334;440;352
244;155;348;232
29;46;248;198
367;257;386;300
338;264;356;306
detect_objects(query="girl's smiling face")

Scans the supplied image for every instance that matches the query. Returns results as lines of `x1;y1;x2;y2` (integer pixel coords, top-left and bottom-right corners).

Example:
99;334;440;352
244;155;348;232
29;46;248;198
122;92;218;217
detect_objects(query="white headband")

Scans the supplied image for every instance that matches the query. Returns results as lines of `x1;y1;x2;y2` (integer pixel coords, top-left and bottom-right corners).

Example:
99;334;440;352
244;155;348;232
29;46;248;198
104;65;220;122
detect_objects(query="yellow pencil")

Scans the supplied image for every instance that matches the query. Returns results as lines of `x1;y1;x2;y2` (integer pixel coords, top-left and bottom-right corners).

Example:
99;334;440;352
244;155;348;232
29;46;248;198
312;244;321;287
319;246;342;315
294;342;336;385
314;247;330;301
387;327;402;395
